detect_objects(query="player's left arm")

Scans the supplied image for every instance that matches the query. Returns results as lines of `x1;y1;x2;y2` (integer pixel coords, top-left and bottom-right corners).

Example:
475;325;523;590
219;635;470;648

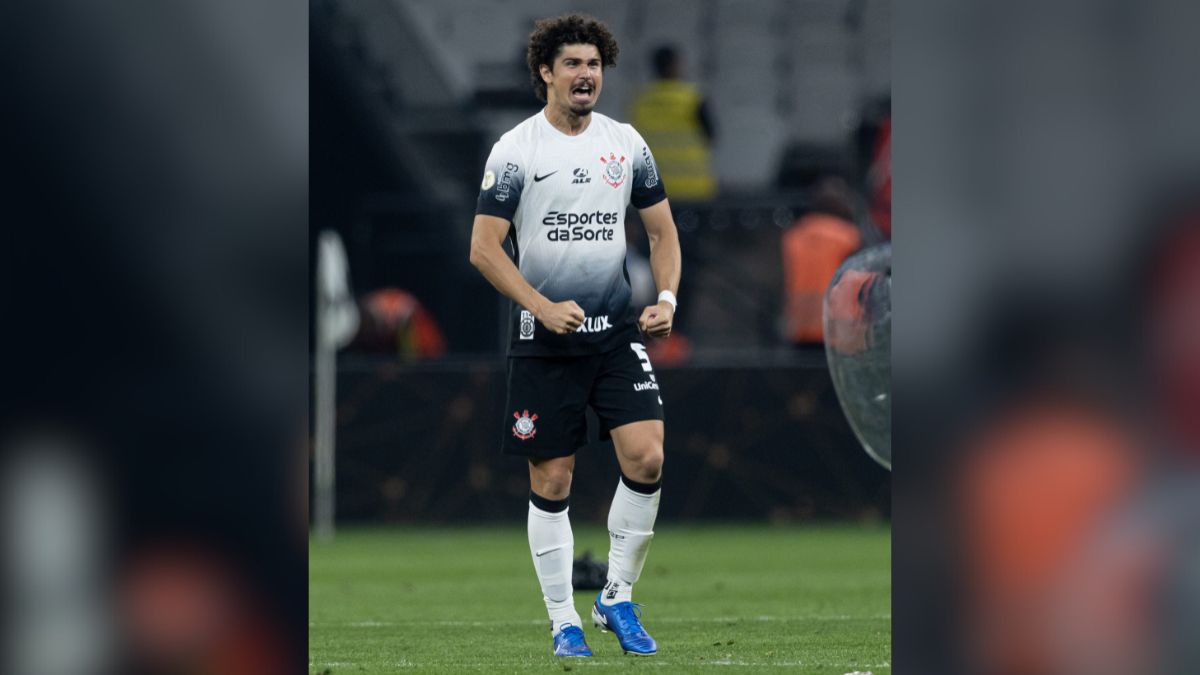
637;199;681;338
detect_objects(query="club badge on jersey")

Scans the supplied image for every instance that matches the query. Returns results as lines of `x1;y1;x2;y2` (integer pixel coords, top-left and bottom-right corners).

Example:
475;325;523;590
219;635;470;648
600;152;626;188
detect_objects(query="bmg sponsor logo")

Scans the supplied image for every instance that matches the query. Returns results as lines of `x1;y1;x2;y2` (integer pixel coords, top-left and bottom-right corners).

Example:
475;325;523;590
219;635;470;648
641;146;660;188
542;210;619;242
495;162;519;202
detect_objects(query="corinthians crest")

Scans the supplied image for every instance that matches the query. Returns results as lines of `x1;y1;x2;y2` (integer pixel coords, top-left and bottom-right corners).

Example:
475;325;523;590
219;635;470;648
599;152;626;188
512;410;538;440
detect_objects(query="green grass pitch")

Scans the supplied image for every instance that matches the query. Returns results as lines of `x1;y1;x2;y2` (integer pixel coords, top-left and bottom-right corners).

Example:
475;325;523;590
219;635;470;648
310;524;890;673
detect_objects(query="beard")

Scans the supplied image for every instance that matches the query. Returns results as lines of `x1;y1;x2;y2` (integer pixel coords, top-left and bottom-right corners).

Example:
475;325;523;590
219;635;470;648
561;81;597;117
568;101;595;116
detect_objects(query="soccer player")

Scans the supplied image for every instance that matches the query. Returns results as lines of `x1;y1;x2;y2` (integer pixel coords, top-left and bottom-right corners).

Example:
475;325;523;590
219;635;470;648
469;14;681;658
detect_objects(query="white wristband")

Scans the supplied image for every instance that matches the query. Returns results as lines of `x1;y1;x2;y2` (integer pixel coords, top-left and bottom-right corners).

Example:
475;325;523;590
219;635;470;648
657;290;677;312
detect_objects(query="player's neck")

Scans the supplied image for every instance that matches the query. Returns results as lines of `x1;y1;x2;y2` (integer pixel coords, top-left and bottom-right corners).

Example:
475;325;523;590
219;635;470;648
543;104;591;136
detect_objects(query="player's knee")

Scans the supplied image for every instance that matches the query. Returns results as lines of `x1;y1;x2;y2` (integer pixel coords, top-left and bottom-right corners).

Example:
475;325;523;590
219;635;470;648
536;480;571;501
530;463;573;500
628;445;664;483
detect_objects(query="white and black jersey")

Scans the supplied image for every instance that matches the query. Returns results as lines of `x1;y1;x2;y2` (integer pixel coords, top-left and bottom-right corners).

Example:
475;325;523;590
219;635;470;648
477;111;667;357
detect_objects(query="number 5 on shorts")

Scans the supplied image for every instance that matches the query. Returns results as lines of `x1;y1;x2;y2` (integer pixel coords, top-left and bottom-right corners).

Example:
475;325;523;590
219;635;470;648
629;343;653;373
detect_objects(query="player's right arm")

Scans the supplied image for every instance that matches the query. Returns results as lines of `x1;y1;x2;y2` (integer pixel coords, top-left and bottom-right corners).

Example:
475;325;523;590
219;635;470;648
469;214;584;335
473;136;584;335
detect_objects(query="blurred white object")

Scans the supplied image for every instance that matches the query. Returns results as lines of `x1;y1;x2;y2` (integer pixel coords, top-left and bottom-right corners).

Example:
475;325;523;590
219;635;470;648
314;230;358;541
1;436;112;675
317;231;360;348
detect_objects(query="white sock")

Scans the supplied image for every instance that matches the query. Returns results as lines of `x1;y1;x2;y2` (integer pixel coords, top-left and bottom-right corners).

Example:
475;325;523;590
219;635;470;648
528;498;580;635
601;476;660;606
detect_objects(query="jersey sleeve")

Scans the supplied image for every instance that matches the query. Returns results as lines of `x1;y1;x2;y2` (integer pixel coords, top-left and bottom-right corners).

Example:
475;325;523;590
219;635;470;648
475;138;526;221
629;126;668;209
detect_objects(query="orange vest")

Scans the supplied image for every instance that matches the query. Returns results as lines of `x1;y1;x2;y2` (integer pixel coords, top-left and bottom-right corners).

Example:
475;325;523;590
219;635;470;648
781;213;862;344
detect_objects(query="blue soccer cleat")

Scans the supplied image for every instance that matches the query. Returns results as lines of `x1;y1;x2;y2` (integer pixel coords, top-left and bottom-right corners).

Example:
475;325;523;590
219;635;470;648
552;624;593;657
591;593;657;655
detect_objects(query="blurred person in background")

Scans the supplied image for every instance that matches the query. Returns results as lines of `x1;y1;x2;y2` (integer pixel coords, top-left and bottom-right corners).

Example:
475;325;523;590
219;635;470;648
468;14;681;658
947;194;1200;675
629;45;716;202
782;176;863;349
351;288;446;359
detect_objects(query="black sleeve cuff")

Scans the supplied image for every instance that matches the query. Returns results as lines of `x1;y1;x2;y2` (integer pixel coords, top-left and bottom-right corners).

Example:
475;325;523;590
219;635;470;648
631;190;668;210
475;198;517;221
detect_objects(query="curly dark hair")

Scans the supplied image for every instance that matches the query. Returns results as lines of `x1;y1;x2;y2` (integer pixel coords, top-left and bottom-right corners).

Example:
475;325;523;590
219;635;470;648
526;14;619;103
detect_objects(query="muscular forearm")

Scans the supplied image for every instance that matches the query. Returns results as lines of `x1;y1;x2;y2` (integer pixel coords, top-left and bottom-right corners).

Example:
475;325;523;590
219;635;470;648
469;238;550;318
637;215;681;338
647;227;681;297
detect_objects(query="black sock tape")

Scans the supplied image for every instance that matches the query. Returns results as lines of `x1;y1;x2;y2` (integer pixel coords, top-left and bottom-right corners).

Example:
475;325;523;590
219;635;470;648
529;490;569;513
620;473;662;495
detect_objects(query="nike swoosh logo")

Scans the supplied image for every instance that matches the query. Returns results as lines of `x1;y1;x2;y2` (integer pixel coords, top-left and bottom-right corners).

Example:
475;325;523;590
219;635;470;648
533;171;558;182
534;544;564;557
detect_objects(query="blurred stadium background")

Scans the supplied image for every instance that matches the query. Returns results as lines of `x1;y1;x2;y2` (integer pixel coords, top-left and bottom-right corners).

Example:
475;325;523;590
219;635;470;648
7;0;1200;672
309;0;892;530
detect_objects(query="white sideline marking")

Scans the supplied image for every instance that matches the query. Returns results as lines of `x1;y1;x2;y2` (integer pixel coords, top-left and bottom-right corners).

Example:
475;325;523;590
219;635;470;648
313;661;891;670
312;614;890;628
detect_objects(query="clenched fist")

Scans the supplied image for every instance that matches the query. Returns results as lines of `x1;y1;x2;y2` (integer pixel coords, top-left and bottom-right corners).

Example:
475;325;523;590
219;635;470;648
537;300;585;335
638;301;674;338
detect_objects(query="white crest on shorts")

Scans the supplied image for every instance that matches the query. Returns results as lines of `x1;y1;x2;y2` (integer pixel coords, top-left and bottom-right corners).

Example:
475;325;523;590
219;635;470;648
512;410;538;440
519;310;535;340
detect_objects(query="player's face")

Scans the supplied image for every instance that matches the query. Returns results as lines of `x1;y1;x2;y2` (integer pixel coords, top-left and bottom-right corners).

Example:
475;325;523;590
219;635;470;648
543;43;603;116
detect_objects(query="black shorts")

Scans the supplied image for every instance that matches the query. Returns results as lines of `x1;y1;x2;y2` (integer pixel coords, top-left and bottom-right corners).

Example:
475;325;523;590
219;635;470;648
502;341;665;458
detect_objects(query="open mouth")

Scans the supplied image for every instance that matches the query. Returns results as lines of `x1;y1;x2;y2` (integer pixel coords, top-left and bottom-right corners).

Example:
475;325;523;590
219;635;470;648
570;82;594;102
